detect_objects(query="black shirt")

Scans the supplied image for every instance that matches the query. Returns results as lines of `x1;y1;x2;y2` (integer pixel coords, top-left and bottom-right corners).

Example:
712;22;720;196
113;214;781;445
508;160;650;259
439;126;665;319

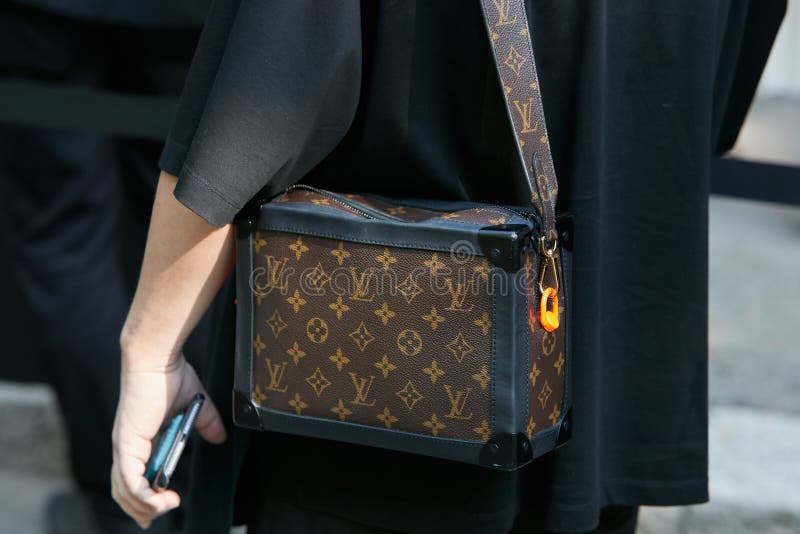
8;0;209;27
158;0;777;532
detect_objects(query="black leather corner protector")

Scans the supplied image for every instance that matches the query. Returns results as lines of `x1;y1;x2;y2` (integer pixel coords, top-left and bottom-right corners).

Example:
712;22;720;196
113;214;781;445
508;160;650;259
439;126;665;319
233;390;262;430
479;432;534;470
529;419;564;460
556;213;574;252
477;224;531;271
251;406;484;466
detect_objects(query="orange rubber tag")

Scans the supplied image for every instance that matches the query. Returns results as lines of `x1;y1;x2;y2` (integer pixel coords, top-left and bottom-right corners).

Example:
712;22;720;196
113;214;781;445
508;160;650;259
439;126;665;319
539;287;559;332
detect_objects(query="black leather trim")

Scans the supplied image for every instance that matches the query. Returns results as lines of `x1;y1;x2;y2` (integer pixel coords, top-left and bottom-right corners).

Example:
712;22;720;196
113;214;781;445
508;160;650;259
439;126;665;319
246;405;484;465
490;268;528;436
233;219;255;398
256;201;533;254
512;270;530;436
560;247;572;418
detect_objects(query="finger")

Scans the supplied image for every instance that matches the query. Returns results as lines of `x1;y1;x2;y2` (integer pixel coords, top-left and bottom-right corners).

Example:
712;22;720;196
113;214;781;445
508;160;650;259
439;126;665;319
118;455;180;517
116;496;150;530
194;391;227;444
112;464;155;527
113;458;153;516
114;486;151;527
119;453;181;512
126;480;181;517
177;364;227;444
141;488;181;513
114;466;180;526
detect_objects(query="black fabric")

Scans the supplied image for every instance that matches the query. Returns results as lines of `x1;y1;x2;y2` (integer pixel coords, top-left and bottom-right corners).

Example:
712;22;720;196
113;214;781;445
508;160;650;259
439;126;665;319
247;496;397;534
513;505;639;534
713;0;786;154
164;0;362;227
158;1;780;532
246;498;639;534
7;0;210;28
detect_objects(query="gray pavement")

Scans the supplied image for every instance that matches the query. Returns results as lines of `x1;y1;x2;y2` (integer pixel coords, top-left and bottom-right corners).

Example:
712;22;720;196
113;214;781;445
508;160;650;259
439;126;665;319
707;197;800;415
0;472;71;534
639;405;800;533
637;196;800;531
0;381;68;478
2;195;799;533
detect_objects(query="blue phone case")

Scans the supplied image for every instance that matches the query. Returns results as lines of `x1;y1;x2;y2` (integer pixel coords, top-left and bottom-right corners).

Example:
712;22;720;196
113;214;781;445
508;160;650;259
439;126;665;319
145;394;204;489
144;413;184;483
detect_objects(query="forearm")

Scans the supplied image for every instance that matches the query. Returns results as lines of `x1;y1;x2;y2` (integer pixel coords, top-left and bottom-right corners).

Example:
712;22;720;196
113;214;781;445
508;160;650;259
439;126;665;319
120;171;234;370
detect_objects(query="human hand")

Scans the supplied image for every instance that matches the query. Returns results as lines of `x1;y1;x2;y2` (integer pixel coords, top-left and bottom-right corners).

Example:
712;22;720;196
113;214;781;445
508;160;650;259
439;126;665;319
111;355;226;529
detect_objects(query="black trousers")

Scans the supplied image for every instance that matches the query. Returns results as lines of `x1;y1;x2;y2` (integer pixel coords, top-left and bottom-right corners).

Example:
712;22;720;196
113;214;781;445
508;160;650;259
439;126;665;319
247;497;638;534
0;1;200;506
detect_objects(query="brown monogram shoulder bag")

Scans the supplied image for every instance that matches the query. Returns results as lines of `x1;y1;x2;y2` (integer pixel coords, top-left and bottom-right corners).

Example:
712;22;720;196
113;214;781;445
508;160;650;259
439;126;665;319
232;0;571;470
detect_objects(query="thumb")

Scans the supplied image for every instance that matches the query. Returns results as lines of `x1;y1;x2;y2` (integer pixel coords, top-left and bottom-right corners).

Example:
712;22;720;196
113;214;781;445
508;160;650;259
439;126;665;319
193;388;227;445
178;362;227;445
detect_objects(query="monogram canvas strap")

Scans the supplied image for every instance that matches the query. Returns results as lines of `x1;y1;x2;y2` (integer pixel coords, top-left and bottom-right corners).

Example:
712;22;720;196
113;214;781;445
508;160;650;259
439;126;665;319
479;0;559;241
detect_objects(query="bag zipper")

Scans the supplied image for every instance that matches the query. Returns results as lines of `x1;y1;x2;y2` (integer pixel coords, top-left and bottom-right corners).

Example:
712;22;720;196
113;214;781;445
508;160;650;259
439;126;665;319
484;204;540;225
284;185;542;240
285;184;404;221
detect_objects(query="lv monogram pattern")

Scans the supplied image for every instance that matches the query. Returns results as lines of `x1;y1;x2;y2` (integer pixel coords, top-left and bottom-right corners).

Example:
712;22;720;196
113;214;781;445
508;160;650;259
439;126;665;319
524;251;566;436
480;0;559;239
251;230;496;441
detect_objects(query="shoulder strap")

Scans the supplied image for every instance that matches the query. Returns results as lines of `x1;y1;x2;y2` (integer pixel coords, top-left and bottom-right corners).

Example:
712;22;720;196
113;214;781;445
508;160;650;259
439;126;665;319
479;0;558;241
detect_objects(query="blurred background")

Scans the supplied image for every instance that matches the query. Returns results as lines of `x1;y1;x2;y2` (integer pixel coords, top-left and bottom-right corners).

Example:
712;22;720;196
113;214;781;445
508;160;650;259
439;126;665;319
0;1;797;533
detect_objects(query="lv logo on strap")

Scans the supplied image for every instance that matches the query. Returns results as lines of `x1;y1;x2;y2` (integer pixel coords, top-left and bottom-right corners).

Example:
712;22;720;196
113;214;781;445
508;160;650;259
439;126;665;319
480;0;562;330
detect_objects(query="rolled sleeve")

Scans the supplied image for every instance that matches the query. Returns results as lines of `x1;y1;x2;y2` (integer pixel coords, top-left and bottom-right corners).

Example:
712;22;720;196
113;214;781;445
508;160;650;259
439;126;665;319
160;0;362;226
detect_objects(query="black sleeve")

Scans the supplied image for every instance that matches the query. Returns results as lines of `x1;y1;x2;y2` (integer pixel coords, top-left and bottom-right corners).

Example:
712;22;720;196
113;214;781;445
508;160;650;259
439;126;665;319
711;0;785;154
159;0;241;179
159;0;362;226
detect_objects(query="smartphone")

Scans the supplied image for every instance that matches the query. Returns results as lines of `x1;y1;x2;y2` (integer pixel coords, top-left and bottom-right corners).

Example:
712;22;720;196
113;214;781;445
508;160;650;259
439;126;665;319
144;393;205;490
